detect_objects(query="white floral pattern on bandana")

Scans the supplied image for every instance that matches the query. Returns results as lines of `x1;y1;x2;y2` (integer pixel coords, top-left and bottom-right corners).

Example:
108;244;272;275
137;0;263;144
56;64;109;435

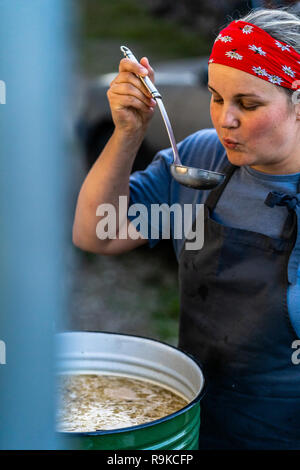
248;45;266;56
215;34;233;43
252;66;268;77
274;40;290;52
220;35;233;43
267;75;283;85
282;65;296;78
242;25;254;34
208;20;300;90
225;50;243;60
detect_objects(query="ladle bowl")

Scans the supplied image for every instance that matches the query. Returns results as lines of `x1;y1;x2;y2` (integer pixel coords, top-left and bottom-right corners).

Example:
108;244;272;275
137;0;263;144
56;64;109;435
171;164;225;189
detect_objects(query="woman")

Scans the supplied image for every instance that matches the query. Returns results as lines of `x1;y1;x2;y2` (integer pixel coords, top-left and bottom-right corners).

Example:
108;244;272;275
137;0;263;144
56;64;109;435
73;8;300;449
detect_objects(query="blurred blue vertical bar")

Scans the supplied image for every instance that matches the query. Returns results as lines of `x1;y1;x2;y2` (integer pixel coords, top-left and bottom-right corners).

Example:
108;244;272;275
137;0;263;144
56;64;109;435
0;0;73;449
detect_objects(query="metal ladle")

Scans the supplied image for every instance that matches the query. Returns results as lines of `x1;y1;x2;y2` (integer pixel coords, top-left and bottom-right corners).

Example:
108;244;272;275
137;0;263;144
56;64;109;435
120;46;225;190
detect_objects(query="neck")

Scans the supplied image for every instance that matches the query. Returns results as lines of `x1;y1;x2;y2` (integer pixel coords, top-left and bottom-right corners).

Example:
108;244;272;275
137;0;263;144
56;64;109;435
251;140;300;175
250;161;300;175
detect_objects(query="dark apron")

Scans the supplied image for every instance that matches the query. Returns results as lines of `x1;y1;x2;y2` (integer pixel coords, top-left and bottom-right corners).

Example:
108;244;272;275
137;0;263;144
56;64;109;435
178;163;300;450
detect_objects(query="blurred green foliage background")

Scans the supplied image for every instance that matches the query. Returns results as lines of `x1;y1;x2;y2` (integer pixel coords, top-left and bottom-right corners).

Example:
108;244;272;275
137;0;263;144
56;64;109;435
77;0;211;75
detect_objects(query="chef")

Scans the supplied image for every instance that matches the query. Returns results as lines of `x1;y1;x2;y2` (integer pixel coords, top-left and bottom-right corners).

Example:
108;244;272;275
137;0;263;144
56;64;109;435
73;7;300;449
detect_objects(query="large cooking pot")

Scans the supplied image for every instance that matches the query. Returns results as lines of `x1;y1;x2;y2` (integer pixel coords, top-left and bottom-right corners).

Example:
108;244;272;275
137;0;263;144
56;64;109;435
55;331;205;450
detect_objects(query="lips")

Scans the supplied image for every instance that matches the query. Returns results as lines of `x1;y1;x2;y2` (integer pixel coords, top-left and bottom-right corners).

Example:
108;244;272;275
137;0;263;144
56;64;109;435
223;138;239;144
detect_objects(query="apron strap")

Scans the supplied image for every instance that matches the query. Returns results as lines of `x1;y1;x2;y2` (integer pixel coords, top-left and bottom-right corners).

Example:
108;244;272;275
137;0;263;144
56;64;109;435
179;162;238;258
205;162;238;213
264;191;300;285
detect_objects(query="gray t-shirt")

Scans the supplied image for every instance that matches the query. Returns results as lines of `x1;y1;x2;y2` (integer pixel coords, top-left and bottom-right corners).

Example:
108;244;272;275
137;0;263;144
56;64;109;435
129;128;300;337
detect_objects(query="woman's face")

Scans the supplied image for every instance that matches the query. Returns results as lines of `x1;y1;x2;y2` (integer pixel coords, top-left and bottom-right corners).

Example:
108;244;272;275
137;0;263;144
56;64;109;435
208;63;300;174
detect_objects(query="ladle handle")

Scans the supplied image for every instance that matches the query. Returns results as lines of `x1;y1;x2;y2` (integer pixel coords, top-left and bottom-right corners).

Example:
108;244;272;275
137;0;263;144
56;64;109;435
120;45;182;167
120;46;162;99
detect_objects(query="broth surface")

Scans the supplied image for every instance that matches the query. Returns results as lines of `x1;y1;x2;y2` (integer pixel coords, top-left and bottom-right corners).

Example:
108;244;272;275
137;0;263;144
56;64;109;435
56;374;189;432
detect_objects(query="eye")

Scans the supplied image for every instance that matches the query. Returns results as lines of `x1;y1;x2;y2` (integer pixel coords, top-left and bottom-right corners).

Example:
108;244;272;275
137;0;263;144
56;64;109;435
212;100;259;110
240;103;259;110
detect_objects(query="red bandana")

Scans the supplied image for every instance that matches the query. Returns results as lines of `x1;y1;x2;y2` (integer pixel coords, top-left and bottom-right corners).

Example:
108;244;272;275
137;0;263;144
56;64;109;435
208;20;300;90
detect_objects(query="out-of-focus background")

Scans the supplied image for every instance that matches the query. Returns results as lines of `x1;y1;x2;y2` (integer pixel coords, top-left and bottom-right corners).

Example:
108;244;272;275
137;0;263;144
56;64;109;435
68;0;300;345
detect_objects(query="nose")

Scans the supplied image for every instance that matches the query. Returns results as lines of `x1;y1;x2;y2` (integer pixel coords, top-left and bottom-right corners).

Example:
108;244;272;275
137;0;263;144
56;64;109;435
220;104;239;129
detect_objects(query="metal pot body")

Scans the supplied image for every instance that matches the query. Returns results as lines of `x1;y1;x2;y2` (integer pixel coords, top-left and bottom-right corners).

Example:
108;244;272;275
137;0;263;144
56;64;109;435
55;331;205;450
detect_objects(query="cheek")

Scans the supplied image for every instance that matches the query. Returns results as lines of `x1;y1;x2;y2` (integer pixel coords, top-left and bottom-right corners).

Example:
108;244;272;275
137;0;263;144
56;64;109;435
210;101;291;148
210;101;218;126
247;115;272;139
246;108;288;145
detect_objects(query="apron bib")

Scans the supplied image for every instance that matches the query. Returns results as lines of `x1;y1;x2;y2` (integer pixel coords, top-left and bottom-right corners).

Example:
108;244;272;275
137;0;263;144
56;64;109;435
178;163;300;449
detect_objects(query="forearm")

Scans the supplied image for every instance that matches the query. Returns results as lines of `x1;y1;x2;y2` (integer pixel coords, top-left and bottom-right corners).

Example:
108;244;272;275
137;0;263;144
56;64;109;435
72;128;144;252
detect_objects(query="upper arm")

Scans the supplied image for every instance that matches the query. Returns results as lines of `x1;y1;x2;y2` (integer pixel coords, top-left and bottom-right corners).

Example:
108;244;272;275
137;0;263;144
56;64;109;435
128;147;172;248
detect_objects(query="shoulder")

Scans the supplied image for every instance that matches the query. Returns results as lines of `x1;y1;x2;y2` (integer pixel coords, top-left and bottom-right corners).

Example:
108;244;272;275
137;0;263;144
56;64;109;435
149;128;227;171
129;128;228;203
180;127;222;148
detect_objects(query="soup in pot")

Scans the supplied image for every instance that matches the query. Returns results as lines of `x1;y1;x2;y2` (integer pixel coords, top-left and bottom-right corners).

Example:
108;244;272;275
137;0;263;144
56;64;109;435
56;374;189;432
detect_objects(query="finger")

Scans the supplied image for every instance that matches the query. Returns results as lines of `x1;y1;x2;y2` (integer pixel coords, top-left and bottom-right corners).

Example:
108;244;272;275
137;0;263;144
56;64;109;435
112;94;154;114
140;57;155;83
119;58;148;77
111;72;153;99
110;83;156;108
110;72;151;96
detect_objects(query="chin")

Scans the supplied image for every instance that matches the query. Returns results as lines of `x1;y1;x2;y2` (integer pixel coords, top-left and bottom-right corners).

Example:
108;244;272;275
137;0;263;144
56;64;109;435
226;150;254;167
